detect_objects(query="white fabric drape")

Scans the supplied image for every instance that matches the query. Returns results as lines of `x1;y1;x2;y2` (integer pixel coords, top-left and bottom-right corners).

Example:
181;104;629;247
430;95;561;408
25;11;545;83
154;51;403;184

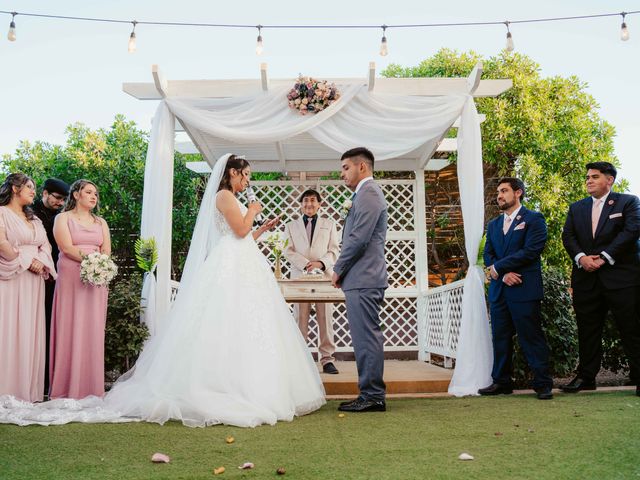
448;98;493;396
140;85;492;393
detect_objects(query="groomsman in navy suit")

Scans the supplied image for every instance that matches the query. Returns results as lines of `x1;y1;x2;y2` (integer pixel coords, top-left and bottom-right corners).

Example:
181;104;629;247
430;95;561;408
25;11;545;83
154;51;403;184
479;177;553;400
561;162;640;396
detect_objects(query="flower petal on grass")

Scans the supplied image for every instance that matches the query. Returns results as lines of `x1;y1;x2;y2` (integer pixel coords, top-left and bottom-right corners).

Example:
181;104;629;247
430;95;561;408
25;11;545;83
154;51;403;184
458;453;474;461
150;453;170;463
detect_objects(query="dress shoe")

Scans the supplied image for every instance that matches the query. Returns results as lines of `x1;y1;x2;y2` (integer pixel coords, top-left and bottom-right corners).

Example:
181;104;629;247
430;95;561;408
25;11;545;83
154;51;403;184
561;377;596;393
339;397;362;407
478;383;513;396
322;362;339;374
534;386;553;400
338;398;386;412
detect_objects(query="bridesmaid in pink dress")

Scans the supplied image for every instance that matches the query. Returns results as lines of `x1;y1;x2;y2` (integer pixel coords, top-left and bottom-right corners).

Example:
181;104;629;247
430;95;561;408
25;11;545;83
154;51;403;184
49;180;111;399
0;174;57;402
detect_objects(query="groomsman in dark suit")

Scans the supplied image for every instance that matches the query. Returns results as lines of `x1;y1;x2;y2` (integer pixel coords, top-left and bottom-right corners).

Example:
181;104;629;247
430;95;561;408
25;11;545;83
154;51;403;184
479;177;553;400
561;162;640;396
32;178;69;395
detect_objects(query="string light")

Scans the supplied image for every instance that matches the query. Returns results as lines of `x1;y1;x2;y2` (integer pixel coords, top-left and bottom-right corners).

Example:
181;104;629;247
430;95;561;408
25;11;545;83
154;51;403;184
1;9;638;52
379;25;388;56
620;12;629;41
505;21;514;52
7;12;16;41
128;21;137;53
255;25;263;55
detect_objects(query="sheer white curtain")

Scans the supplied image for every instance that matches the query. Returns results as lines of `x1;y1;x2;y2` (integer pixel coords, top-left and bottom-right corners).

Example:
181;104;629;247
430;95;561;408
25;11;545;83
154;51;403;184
448;97;493;396
140;86;492;392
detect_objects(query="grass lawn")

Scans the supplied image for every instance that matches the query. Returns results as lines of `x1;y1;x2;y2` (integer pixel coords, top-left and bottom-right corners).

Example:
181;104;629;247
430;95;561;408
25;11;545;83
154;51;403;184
1;392;639;480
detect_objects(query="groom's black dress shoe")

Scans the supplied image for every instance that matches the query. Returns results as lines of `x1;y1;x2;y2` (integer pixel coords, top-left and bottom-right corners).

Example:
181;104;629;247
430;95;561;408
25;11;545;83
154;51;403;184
534;386;553;400
561;377;596;393
478;383;513;396
339;396;364;407
338;398;386;412
322;362;339;374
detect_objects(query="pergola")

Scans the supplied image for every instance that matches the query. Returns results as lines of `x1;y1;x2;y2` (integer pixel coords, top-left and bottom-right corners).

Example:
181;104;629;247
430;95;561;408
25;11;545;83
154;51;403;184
123;63;511;395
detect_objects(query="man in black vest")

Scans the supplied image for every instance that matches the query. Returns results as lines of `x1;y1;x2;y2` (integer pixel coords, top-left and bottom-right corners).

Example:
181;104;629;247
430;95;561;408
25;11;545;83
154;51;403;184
561;162;640;396
33;178;69;395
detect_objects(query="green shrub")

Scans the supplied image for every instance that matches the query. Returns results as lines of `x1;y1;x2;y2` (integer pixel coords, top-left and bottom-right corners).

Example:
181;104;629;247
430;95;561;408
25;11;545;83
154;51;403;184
105;272;149;376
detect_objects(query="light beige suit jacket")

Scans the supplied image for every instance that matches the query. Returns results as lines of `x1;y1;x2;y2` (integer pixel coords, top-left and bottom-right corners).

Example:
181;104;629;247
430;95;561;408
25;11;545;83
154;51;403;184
284;216;339;277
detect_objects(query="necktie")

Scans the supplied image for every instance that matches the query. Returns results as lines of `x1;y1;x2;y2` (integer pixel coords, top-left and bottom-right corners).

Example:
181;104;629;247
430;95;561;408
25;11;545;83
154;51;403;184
305;217;313;243
592;198;603;237
503;215;512;235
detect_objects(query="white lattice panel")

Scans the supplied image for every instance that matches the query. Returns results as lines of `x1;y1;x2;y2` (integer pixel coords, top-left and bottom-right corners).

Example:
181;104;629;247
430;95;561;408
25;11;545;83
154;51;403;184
423;280;464;361
294;294;418;352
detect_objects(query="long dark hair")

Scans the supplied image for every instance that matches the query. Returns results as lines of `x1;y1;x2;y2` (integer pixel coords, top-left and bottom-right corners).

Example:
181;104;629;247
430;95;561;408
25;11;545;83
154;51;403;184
0;173;36;220
217;155;250;193
64;179;100;221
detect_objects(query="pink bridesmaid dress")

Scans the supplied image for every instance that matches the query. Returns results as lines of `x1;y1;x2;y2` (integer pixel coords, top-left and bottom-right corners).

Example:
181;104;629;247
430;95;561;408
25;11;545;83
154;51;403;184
49;217;109;399
0;206;56;402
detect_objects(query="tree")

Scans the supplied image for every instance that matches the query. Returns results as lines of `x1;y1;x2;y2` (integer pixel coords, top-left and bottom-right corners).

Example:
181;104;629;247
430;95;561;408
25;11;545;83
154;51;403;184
382;48;625;271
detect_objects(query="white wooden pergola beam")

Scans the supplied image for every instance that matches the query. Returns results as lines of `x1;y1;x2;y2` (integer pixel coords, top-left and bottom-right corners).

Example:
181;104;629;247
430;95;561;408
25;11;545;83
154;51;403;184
151;64;169;98
466;62;483;95
368;62;376;91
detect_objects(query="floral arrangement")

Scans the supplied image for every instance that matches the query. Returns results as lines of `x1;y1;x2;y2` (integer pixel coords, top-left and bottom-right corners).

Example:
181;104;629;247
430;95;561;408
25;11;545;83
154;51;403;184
264;231;289;260
80;252;118;287
340;199;353;219
287;76;341;115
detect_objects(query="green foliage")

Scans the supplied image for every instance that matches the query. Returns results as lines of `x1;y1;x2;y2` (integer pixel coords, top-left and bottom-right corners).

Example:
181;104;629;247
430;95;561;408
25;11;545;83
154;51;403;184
512;267;578;385
104;272;149;376
134;237;158;273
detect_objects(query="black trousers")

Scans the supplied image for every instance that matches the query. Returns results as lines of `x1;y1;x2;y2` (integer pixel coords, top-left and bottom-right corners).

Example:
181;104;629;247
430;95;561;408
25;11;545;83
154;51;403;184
573;280;640;384
43;279;55;394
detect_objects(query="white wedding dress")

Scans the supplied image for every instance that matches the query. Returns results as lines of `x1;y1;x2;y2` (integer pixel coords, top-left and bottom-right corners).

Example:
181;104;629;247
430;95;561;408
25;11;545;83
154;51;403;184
0;155;326;428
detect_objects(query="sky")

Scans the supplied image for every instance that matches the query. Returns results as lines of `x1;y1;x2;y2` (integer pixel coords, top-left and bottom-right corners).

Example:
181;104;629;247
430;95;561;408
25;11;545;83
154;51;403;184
0;0;638;193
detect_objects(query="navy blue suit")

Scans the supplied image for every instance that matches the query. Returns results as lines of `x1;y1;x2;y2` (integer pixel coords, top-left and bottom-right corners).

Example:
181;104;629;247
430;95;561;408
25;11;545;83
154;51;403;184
484;206;552;388
562;192;640;384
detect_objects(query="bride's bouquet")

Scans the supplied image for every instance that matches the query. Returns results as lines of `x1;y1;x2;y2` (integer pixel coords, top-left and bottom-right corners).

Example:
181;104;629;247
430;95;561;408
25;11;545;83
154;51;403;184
80;252;118;287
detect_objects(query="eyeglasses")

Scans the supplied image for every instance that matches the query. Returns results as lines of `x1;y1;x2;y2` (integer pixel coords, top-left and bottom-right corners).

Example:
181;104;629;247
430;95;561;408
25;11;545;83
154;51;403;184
50;193;67;201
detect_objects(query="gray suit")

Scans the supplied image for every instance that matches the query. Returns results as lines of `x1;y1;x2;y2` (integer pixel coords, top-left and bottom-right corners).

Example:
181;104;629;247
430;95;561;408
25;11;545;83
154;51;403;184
333;179;388;401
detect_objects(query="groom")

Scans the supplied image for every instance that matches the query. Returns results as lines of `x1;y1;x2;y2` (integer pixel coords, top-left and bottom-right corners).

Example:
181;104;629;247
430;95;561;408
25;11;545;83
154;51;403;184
332;147;388;412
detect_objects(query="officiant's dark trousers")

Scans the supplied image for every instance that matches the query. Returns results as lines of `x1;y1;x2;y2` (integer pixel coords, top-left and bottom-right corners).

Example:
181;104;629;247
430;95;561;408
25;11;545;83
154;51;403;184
344;288;386;401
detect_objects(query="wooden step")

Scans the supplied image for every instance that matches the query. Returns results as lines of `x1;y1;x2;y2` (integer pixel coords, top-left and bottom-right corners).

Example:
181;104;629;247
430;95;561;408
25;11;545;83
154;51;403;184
319;360;452;396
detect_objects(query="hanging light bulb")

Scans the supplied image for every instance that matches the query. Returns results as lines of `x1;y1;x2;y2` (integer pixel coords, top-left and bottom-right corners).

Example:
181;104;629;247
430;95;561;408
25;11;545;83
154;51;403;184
620;13;630;41
255;25;263;55
379;25;388;56
7;12;16;42
128;21;137;53
505;21;514;52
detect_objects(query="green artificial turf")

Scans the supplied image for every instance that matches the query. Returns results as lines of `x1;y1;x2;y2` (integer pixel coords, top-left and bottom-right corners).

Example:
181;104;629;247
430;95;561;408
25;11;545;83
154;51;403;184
1;392;639;480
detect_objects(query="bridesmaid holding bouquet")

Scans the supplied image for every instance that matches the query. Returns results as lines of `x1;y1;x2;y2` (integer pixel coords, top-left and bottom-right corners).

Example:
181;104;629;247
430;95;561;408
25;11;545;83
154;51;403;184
49;179;112;400
0;173;57;402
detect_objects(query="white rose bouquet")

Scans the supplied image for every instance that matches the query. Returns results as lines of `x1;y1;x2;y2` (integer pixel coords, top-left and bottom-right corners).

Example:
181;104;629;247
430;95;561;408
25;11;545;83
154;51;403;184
80;252;118;287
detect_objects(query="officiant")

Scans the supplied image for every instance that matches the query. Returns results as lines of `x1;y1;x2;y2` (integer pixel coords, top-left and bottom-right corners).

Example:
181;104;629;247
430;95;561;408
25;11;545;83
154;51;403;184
284;189;340;374
32;177;69;395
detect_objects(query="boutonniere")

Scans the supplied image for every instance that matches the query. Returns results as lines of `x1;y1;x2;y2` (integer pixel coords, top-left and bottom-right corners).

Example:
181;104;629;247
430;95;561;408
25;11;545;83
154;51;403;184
516;215;522;221
340;199;353;219
607;199;614;206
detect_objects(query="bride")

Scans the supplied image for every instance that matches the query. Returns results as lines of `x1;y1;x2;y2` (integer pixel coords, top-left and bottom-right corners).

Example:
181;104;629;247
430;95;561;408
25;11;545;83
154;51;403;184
1;153;326;428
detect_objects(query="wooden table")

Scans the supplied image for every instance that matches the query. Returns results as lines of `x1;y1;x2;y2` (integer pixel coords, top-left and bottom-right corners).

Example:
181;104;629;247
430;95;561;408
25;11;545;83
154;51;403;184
277;276;346;303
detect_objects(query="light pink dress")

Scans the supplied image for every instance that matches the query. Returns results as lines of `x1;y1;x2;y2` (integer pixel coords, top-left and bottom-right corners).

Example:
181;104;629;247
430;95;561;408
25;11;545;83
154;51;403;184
0;206;56;402
49;217;108;400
